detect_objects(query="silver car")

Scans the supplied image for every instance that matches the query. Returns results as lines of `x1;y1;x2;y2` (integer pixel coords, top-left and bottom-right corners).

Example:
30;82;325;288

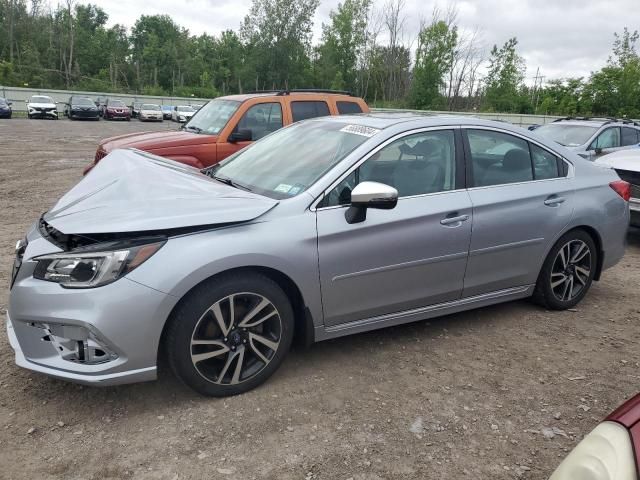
7;114;630;396
535;117;640;161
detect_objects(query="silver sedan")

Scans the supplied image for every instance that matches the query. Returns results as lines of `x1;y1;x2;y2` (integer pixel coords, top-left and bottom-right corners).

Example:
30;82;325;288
8;114;630;396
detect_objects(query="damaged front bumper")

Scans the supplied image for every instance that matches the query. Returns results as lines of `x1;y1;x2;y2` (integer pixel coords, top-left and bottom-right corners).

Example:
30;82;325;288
7;228;177;387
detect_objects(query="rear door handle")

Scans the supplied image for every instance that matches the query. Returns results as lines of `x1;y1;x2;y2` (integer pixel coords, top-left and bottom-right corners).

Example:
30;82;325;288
544;195;566;207
440;213;470;226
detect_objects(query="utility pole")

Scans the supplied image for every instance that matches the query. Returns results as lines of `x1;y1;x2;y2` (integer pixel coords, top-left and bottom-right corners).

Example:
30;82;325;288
531;68;545;114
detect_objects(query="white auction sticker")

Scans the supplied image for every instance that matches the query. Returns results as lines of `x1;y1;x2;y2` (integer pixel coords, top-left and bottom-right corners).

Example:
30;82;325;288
340;124;380;137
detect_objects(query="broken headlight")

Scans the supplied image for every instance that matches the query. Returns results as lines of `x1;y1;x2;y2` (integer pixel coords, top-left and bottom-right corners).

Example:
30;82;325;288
33;240;165;288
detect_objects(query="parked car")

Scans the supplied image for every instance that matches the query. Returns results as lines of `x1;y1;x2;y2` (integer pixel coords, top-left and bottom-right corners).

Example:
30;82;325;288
9;114;629;396
171;105;196;123
26;95;58;120
0;97;12;118
597;148;640;226
535;117;640;161
85;90;369;174
549;392;640;479
138;104;163;122
161;105;173;119
102;99;131;121
130;101;143;118
64;96;100;120
94;96;108;116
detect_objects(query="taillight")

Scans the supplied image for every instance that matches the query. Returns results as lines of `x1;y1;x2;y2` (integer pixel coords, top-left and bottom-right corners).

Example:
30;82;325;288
610;180;631;201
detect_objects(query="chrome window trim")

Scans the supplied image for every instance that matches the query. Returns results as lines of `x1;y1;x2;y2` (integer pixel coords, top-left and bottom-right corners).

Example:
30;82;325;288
311;125;462;211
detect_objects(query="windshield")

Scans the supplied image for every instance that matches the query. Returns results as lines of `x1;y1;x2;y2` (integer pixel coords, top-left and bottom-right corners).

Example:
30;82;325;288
177;105;194;112
31;96;54;104
162;105;173;111
72;97;94;106
535;123;599;147
109;100;126;107
142;104;161;110
209;120;374;199
184;99;239;134
0;98;7;106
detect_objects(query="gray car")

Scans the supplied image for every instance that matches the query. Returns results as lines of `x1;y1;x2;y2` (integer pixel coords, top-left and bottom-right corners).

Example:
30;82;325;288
7;114;630;396
535;117;640;161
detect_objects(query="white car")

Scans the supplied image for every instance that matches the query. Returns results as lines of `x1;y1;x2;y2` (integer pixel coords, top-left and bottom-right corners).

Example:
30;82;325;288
27;95;58;120
172;105;195;123
598;148;640;226
138;104;163;122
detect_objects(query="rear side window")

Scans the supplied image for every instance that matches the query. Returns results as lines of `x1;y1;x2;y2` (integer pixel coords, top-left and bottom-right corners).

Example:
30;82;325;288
336;101;363;115
530;144;560;180
621;127;640;146
291;101;330;122
467;130;533;187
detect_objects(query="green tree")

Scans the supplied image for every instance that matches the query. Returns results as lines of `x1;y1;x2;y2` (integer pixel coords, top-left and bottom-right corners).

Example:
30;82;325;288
410;17;457;109
484;37;526;112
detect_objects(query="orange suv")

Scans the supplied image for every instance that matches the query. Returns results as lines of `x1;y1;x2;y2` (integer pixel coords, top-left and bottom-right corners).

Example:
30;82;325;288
85;89;369;174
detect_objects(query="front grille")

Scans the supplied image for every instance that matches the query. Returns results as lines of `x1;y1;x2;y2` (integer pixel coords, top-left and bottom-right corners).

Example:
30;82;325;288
615;169;640;199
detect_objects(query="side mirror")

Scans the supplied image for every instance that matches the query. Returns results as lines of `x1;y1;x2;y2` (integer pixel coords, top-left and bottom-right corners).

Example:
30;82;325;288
229;128;253;143
594;147;603;155
345;181;398;224
7;102;12;106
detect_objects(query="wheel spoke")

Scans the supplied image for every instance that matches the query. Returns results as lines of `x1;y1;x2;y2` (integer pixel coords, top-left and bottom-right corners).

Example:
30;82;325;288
551;272;566;288
210;302;232;337
217;349;241;384
575;266;590;285
570;242;589;263
191;341;229;364
558;244;569;269
238;297;272;328
231;348;246;385
249;332;279;353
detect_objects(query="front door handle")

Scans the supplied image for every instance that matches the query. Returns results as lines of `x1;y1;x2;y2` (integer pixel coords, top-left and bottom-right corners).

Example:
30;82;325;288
544;195;566;207
440;213;470;226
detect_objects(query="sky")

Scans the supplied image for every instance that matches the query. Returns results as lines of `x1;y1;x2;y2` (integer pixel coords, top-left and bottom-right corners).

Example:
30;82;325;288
83;0;640;84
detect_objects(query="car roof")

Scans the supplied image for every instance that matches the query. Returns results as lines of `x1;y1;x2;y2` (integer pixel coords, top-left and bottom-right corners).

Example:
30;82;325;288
548;118;640;128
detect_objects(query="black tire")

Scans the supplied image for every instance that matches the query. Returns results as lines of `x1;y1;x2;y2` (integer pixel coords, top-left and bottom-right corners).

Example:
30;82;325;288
165;273;294;397
27;114;32;119
533;229;597;310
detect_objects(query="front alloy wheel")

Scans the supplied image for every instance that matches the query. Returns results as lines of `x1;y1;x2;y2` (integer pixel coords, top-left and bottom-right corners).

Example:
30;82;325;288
166;273;294;396
190;293;282;385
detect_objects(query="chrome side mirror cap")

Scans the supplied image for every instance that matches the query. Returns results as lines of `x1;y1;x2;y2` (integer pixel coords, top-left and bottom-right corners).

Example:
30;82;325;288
345;181;398;224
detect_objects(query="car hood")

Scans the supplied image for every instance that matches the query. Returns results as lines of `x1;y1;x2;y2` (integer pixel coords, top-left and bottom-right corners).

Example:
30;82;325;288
28;102;56;109
44;149;278;234
100;130;217;152
178;111;195;116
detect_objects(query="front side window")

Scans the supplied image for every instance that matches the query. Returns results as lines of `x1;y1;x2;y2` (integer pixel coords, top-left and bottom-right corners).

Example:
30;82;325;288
321;130;456;207
467;129;533;187
291;101;330;122
337;101;363;115
621;127;640;147
210;120;373;199
235;103;283;141
591;127;621;150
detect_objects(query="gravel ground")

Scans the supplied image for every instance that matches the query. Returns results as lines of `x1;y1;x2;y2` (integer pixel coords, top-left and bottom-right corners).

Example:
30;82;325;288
0;118;639;480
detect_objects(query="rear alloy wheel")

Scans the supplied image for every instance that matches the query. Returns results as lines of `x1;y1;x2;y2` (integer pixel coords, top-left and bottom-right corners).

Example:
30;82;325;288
166;274;294;396
533;230;597;310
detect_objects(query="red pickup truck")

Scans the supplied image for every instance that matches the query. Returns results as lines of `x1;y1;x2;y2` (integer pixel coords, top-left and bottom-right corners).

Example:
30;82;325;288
85;90;369;174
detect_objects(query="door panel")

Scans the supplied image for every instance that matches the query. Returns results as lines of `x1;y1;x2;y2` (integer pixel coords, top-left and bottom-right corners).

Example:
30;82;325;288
463;180;574;297
317;191;473;326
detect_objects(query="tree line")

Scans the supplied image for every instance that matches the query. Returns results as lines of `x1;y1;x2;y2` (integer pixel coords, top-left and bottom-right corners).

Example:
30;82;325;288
1;0;639;117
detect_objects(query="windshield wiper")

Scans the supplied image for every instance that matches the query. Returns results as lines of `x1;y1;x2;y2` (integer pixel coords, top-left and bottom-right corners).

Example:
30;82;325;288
184;125;202;133
211;174;252;192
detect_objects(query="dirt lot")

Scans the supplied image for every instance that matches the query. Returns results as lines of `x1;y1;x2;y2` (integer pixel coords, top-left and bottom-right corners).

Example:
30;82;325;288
0;117;639;480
